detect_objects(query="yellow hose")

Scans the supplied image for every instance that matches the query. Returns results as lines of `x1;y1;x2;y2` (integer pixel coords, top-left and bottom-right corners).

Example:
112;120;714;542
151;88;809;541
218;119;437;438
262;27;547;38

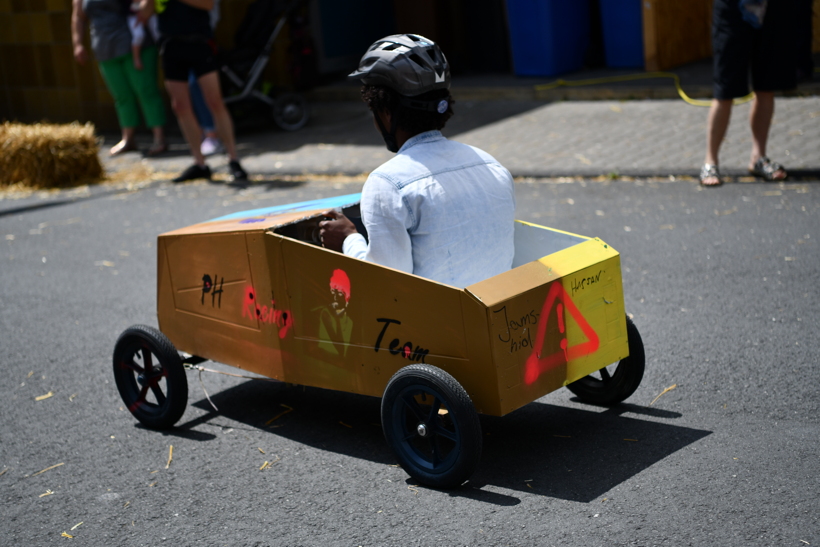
533;71;754;107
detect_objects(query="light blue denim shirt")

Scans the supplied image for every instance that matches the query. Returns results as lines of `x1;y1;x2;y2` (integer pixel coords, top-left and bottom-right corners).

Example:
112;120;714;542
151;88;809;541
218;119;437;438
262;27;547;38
342;130;516;287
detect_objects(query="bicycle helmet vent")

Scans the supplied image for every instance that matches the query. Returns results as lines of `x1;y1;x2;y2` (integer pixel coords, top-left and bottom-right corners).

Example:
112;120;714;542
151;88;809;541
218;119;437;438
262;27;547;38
348;34;450;97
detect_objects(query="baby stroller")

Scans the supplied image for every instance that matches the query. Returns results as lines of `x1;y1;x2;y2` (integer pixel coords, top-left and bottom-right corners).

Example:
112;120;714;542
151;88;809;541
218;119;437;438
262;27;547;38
218;0;310;131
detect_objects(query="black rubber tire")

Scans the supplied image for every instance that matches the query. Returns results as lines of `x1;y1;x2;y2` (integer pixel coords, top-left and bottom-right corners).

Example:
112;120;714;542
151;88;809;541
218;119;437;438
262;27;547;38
381;364;482;488
113;325;188;429
566;315;645;406
272;93;309;131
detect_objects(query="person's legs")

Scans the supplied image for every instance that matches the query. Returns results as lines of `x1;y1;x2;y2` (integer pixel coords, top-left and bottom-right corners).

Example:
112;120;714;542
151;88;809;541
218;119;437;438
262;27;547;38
151;126;164;151
110;127;137;155
189;69;220;155
124;45;166;153
161;39;213;181
197;72;247;180
746;0;794;180
165;79;205;165
749;91;773;164
165;79;212;181
748;91;786;179
189;70;215;132
197;71;239;160
98;55;139;155
704;0;751;186
702;98;732;185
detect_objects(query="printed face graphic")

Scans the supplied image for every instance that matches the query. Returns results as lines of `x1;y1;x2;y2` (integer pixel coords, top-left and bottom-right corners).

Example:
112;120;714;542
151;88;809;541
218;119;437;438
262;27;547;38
331;288;348;315
319;269;353;357
328;269;351;315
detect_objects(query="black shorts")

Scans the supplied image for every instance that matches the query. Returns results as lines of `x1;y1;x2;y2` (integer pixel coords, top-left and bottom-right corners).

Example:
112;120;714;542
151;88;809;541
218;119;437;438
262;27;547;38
161;38;218;82
712;0;797;99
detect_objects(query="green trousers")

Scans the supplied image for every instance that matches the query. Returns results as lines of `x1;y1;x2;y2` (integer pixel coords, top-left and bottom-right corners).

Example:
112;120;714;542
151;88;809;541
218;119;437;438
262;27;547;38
97;46;166;129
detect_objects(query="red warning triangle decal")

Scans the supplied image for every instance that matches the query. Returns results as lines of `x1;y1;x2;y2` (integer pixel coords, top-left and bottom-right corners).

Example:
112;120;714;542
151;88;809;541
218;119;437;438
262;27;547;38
524;281;599;385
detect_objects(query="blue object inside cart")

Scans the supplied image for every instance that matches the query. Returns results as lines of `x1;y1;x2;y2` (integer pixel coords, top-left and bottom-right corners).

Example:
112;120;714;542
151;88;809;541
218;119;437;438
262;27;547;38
208;193;362;223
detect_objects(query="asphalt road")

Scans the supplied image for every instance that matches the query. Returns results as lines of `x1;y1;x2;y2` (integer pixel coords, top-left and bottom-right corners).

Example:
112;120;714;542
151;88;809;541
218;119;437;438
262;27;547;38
1;176;817;546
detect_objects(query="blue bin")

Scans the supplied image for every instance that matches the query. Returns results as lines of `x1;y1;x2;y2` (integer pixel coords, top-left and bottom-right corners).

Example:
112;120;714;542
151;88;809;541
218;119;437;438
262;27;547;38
505;0;590;77
599;0;644;68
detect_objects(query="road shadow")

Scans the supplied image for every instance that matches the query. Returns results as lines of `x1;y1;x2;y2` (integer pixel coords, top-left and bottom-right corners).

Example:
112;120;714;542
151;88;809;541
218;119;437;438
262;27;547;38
213;177;307;191
185;378;710;503
136;420;218;442
0;171;312;217
190;380;389;463
0;180;165;218
784;169;820;180
471;402;709;502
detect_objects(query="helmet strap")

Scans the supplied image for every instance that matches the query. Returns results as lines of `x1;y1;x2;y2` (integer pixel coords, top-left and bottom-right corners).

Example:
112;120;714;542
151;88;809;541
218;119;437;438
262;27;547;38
373;111;399;153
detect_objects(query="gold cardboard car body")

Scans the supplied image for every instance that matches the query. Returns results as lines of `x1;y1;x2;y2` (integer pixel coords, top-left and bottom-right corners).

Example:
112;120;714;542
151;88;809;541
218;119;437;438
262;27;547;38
157;194;629;416
115;194;643;488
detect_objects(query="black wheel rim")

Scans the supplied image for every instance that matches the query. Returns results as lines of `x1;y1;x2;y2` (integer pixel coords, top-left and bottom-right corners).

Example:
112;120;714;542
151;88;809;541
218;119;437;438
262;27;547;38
389;384;461;474
581;361;621;388
115;341;171;418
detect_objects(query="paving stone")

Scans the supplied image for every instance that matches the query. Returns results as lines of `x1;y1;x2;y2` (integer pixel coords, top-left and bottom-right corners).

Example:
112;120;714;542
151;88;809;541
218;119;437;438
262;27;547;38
101;97;820;180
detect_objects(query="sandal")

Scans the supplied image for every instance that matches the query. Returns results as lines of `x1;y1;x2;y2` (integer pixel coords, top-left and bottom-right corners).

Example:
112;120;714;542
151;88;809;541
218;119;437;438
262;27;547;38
750;156;787;181
109;140;138;156
145;143;168;157
699;163;722;187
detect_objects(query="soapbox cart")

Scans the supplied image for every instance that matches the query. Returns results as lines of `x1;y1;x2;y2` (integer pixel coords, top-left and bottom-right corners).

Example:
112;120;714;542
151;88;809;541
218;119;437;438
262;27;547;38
113;194;645;488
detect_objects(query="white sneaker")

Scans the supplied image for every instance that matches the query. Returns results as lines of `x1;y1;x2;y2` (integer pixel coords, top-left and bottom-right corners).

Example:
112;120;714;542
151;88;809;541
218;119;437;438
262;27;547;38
201;137;222;156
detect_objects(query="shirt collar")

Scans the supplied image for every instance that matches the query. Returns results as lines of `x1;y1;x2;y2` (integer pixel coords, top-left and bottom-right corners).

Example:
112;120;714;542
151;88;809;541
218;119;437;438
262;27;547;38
397;130;444;154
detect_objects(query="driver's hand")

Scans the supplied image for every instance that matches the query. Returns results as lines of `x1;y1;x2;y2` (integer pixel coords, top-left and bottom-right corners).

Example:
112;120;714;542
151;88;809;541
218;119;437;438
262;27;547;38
319;209;357;252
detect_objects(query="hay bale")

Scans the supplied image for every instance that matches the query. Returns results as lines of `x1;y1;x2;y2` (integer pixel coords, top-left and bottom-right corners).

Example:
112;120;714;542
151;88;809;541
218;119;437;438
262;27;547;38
0;122;104;189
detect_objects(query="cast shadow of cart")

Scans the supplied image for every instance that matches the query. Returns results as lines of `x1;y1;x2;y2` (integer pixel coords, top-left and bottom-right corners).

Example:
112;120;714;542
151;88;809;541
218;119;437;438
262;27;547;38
185;379;710;503
470;401;710;502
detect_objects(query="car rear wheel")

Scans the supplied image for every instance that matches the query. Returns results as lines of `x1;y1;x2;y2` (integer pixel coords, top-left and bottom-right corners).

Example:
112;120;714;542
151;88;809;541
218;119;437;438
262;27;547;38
381;364;482;488
566;315;645;406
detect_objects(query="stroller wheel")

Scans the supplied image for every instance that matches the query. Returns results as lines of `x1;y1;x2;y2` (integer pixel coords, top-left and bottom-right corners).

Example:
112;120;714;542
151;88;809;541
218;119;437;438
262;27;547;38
273;93;309;131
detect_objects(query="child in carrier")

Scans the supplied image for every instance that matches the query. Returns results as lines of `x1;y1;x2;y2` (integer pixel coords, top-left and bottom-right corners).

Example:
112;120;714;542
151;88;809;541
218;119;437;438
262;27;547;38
127;0;159;70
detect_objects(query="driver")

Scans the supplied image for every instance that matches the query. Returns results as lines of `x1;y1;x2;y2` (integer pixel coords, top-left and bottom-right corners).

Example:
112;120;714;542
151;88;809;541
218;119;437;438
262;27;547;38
319;34;516;288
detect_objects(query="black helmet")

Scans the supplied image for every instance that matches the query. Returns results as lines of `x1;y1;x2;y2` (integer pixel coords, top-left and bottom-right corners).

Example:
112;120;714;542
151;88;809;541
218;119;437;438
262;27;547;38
348;34;450;97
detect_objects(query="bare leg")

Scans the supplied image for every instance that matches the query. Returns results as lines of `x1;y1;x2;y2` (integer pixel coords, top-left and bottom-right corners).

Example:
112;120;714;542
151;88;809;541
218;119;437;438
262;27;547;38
197;71;239;161
749;91;773;164
110;127;136;155
705;99;732;165
146;125;167;156
151;125;165;147
165;79;205;165
702;98;732;186
748;91;785;179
